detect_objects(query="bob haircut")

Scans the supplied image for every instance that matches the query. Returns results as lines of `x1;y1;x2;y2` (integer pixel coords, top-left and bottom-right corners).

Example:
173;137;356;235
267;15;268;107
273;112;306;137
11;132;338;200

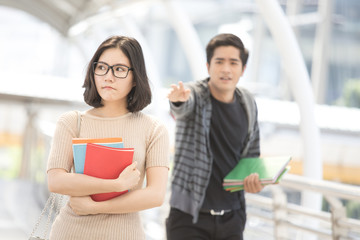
83;35;151;112
206;33;249;67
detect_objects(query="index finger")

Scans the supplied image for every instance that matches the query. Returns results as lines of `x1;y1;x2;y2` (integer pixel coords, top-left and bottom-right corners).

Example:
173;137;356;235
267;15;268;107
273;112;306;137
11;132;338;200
178;81;185;91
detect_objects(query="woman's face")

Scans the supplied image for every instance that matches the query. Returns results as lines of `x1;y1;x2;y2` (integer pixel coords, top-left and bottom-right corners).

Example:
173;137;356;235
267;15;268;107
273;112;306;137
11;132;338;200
94;48;135;106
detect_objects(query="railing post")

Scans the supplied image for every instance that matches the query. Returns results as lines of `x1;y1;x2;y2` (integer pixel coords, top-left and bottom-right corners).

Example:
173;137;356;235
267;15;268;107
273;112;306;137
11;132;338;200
326;196;348;240
271;186;288;239
19;104;38;179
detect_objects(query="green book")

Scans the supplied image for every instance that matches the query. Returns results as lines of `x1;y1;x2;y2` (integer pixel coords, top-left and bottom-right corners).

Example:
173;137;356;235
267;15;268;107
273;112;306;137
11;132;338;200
223;166;290;192
223;156;291;192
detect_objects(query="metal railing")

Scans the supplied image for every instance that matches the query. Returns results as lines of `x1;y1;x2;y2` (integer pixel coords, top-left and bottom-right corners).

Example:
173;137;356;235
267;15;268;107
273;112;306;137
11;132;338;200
245;174;360;240
26;118;360;240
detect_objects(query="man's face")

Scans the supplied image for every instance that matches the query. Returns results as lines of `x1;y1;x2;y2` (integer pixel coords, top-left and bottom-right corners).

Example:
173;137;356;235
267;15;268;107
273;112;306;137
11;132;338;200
207;46;245;95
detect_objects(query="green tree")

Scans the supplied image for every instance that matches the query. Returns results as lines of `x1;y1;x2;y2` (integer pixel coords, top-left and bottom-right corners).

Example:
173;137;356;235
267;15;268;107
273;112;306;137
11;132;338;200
337;79;360;108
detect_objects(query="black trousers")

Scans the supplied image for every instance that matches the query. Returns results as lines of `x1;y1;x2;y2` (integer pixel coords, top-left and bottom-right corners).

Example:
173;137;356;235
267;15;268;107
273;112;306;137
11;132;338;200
166;208;246;240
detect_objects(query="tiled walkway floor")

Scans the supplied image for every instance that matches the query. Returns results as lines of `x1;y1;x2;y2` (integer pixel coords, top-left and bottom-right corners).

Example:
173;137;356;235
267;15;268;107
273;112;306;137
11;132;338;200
0;179;169;240
0;179;271;240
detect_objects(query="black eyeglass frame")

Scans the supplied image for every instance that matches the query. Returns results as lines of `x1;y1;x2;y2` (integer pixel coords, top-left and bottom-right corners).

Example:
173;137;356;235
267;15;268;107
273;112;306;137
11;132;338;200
93;61;133;79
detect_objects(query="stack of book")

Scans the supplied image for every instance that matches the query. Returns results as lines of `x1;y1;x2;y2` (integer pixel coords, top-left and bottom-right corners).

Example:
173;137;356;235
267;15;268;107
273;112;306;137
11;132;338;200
72;138;124;174
72;138;134;201
223;156;291;192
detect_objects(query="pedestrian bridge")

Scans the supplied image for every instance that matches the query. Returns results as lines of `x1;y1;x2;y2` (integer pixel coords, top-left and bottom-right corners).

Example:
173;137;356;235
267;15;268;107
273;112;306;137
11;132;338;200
1;106;360;240
1;92;360;240
1;174;360;239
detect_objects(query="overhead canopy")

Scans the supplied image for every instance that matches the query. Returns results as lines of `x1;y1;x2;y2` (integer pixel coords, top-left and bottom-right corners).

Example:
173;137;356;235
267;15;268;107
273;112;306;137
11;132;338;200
0;0;128;36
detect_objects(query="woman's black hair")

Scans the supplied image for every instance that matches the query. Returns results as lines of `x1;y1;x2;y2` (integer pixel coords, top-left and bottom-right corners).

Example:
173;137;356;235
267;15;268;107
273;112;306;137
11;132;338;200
83;36;151;112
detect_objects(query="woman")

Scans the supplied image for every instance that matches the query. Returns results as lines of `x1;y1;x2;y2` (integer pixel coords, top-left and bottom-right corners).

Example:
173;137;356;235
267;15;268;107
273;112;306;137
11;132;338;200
47;36;169;239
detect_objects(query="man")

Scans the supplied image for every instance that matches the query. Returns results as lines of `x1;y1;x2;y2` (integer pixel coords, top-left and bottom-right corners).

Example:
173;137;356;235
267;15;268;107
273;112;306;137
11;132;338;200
166;33;264;240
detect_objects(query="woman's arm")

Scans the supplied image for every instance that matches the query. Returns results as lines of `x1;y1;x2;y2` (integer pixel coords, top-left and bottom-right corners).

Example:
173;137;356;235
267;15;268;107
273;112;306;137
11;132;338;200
47;161;140;196
69;166;168;215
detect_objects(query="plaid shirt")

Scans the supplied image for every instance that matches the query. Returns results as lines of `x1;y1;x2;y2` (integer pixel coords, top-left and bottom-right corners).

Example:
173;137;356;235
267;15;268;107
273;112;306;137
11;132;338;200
169;78;260;223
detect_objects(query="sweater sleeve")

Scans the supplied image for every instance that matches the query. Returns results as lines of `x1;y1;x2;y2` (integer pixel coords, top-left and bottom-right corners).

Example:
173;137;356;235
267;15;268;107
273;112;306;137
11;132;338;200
47;111;79;172
145;119;170;169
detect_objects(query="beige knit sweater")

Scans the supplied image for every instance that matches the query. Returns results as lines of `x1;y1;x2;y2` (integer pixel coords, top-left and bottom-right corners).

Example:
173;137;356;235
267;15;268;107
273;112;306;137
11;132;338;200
47;110;169;240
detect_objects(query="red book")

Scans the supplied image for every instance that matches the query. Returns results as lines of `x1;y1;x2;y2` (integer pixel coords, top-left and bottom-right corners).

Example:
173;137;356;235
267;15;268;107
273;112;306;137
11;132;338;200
83;143;134;202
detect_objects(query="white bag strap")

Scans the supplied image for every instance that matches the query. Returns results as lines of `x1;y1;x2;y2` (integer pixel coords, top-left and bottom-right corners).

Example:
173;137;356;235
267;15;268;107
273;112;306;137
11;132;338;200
76;110;82;137
29;193;63;240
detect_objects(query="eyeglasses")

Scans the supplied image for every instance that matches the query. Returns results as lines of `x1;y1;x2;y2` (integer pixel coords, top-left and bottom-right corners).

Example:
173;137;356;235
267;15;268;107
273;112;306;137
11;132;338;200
93;62;133;78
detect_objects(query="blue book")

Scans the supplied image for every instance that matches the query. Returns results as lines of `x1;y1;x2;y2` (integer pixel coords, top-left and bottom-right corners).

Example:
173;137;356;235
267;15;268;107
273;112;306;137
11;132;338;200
72;138;124;173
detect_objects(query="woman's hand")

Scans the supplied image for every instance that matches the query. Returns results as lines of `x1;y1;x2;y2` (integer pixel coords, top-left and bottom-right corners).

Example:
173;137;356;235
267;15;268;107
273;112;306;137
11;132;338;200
114;161;140;192
243;173;264;193
167;81;191;103
69;196;97;215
